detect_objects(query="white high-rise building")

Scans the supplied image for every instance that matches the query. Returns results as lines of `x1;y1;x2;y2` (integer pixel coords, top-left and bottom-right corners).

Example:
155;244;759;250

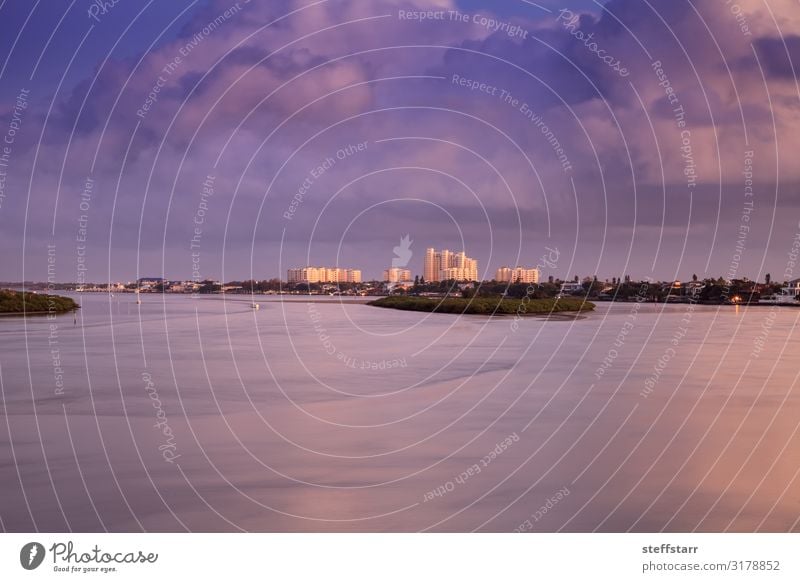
383;267;412;283
288;267;362;284
495;266;540;284
424;248;440;282
424;248;478;282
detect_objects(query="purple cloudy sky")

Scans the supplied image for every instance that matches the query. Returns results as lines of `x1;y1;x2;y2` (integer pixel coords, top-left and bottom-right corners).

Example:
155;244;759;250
0;0;798;282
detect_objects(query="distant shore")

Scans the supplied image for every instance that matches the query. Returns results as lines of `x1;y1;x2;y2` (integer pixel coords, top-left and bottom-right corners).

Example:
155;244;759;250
182;296;372;306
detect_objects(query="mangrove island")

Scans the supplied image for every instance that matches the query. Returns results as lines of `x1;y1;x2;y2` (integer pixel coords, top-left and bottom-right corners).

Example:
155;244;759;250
0;289;79;315
368;295;595;315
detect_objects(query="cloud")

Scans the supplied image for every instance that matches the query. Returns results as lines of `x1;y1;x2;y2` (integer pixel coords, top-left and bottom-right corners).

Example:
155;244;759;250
4;0;800;280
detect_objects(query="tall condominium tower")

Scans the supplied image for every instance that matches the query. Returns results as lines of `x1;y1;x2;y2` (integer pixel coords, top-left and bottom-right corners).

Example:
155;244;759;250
424;247;478;282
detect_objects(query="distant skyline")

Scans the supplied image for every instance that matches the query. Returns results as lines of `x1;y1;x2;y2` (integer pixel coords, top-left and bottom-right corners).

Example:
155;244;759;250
1;0;798;284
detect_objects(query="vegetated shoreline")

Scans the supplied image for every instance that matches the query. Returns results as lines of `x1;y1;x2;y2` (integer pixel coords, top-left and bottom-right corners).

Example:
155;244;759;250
0;289;79;316
367;295;595;316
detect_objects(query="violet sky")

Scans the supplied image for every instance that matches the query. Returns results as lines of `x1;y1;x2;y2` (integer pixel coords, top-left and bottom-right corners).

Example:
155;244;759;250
0;0;798;282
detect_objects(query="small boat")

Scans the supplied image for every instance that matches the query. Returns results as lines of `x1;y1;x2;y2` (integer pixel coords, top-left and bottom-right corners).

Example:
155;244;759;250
759;280;800;305
251;302;260;310
758;293;797;305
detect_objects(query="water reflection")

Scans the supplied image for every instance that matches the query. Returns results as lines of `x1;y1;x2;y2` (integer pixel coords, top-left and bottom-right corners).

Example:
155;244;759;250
0;293;798;532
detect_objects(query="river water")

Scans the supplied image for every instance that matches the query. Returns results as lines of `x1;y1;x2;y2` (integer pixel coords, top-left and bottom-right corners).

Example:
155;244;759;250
1;293;798;532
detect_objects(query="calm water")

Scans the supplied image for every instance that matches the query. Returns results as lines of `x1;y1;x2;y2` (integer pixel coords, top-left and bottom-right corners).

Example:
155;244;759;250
1;293;798;532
